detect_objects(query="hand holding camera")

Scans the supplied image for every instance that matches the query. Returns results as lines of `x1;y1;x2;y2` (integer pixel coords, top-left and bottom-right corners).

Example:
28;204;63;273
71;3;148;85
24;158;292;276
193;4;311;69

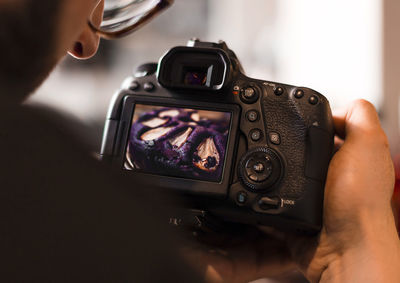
101;40;400;282
102;39;334;233
180;100;400;283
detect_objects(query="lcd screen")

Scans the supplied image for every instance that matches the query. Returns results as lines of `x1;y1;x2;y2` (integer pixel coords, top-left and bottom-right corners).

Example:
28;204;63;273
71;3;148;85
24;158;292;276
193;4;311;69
124;105;232;182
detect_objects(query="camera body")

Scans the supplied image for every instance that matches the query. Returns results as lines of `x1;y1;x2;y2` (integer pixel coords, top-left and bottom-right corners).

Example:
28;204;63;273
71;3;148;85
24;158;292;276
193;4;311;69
101;40;334;234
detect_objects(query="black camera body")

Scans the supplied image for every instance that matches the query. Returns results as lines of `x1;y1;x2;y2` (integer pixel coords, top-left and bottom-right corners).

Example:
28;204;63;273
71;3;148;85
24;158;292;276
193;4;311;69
101;40;334;234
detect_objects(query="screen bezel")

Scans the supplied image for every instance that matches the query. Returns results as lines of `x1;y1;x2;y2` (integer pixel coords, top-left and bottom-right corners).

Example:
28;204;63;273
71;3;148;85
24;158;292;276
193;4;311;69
113;95;240;198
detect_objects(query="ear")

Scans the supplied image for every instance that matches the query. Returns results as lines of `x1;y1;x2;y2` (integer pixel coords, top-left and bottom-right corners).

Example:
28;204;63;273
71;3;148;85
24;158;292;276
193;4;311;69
68;26;100;59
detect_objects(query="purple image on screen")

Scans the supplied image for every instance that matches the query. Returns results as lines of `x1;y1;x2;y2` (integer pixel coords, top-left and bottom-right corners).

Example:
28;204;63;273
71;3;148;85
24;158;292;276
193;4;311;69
124;105;231;182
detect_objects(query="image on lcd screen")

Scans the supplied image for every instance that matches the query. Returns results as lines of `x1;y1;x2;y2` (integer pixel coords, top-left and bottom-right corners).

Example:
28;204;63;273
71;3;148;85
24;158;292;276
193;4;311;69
124;105;232;183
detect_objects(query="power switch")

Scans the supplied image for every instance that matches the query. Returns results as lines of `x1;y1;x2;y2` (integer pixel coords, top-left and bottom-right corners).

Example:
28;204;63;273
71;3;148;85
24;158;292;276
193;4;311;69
258;197;281;210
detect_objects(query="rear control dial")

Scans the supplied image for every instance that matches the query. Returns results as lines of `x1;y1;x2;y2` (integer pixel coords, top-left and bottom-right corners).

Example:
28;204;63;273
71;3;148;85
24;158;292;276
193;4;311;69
238;147;283;191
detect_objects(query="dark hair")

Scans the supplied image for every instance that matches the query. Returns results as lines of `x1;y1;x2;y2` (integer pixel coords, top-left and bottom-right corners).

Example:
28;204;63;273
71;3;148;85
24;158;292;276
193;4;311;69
0;0;62;105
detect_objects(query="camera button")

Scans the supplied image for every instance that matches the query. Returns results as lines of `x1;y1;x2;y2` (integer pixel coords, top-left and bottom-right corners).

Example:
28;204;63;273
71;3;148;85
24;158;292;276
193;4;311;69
239;147;282;191
134;63;158;77
269;132;281;145
236;191;248;205
129;81;140;91
249;174;259;182
246;110;259;122
294;89;305;99
250;129;262;142
309;95;319;105
259;196;281;210
240;87;259;104
244;87;255;99
253;162;265;173
144;82;155;92
274;86;284;96
244;155;273;183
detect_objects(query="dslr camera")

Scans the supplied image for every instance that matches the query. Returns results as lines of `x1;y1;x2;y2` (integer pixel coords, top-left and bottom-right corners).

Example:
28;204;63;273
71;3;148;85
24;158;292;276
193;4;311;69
101;39;334;234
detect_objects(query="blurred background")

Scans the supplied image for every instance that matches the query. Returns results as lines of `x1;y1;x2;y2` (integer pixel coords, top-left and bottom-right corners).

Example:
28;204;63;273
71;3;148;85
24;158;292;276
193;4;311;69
28;1;400;281
30;0;400;156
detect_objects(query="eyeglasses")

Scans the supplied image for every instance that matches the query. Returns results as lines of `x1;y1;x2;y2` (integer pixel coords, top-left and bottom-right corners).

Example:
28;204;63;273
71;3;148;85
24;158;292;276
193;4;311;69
88;0;174;40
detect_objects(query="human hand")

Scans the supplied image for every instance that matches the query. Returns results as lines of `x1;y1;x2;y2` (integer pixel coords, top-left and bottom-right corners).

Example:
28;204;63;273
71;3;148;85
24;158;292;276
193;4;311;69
181;225;295;283
183;99;400;283
289;99;400;282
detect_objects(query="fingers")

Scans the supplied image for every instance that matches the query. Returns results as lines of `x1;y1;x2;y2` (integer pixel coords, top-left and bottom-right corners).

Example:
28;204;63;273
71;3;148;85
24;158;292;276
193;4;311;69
194;225;262;248
332;99;387;146
332;108;347;139
181;229;294;283
258;226;287;242
334;136;344;152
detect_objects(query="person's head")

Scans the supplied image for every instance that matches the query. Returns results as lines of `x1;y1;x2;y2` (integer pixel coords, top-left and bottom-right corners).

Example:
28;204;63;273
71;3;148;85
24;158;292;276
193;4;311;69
0;0;104;105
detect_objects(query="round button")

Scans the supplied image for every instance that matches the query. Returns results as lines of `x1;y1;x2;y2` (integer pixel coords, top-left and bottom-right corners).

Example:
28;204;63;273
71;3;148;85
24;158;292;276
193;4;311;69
134;63;158;77
309;95;319;105
294;89;304;99
238;147;283;191
129;81;140;91
240;87;259;104
250;129;262;142
269;132;281;145
274;86;284;96
244;155;273;183
246;110;259;122
253;162;265;173
244;87;255;99
144;82;155;92
236;191;248;205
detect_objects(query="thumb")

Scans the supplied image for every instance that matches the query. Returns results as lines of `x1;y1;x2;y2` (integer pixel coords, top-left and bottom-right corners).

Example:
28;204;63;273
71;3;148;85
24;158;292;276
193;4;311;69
333;99;387;146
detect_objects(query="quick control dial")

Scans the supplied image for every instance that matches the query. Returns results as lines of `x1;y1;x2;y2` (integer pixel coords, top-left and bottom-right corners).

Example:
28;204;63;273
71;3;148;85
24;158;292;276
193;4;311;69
238;147;282;191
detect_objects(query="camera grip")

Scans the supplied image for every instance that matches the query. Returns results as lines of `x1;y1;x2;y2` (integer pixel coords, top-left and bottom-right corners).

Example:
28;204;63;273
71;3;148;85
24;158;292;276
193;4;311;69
305;126;332;182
